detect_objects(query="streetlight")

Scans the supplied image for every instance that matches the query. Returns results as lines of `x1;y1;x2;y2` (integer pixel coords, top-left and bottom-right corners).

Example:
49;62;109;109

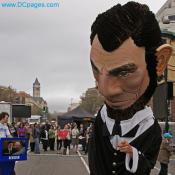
164;67;169;132
164;67;173;132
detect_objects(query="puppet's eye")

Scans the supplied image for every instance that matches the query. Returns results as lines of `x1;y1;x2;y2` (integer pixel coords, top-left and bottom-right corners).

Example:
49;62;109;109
118;71;130;77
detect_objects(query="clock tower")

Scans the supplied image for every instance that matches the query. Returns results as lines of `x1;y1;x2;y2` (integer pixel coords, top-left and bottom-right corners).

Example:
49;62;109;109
33;78;40;97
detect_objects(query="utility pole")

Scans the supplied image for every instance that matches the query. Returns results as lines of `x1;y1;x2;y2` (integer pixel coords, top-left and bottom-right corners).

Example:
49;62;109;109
164;68;170;132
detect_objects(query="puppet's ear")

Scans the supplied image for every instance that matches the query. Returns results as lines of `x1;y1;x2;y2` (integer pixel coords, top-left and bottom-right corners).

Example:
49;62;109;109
155;44;173;76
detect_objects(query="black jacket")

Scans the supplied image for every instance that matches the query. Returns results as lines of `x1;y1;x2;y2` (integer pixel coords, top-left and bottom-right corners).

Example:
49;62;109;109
88;111;162;175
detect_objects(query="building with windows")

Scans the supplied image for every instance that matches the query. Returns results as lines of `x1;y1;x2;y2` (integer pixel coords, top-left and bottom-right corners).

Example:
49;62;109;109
154;0;175;121
17;78;47;115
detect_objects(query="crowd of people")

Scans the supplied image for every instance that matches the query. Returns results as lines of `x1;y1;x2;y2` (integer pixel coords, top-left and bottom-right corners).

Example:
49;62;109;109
1;111;175;175
6;120;93;155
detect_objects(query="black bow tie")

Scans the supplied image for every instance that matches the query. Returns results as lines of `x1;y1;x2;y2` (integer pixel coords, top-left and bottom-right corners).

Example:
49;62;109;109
112;121;121;136
102;121;139;138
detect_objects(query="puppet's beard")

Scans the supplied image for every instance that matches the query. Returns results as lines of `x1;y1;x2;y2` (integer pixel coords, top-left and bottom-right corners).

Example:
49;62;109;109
106;76;157;121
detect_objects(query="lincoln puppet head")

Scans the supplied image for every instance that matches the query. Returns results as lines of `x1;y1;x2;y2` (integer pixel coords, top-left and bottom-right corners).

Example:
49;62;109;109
90;2;173;119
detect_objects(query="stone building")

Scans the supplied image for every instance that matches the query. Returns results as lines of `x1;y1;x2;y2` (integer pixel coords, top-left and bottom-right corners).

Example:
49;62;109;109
17;78;47;114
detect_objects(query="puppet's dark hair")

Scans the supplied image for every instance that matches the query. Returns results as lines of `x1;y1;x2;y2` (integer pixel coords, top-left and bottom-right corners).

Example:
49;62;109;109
90;1;163;103
90;1;163;52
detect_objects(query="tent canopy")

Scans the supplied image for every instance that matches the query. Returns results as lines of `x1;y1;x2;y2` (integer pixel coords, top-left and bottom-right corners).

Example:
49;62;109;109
57;106;94;127
58;106;94;119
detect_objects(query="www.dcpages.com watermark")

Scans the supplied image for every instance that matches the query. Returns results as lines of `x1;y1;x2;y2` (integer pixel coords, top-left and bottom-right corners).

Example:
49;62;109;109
0;1;59;9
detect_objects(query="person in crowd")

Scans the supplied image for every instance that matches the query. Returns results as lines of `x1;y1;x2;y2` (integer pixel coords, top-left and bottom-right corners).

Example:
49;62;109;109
8;122;18;137
56;125;62;154
28;124;35;152
40;125;48;152
25;122;31;139
0;112;15;175
45;121;51;131
17;123;26;138
67;123;72;150
79;123;86;153
48;125;55;151
71;123;79;153
88;1;173;175
158;132;175;175
85;123;93;154
62;124;71;155
33;123;40;154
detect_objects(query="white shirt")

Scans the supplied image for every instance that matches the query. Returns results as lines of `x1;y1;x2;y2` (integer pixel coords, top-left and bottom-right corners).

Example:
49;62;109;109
101;105;155;146
100;105;155;173
0;123;11;138
71;128;79;139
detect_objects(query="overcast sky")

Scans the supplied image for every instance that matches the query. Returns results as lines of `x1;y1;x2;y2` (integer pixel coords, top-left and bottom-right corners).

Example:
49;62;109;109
0;0;167;112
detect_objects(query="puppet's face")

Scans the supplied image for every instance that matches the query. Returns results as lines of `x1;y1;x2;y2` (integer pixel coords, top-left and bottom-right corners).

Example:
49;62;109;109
90;36;150;110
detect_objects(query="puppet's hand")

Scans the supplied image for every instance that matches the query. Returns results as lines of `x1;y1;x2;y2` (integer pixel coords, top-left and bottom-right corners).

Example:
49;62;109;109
117;140;133;157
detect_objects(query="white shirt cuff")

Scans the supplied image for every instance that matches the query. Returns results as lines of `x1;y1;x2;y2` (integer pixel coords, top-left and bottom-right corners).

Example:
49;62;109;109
125;146;139;173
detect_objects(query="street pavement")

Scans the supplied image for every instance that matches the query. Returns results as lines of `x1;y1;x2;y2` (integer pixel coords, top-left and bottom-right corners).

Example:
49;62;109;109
15;149;89;175
15;148;175;175
151;160;175;175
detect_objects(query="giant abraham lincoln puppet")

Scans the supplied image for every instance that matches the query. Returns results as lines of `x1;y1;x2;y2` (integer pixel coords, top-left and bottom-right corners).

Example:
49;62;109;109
88;2;173;175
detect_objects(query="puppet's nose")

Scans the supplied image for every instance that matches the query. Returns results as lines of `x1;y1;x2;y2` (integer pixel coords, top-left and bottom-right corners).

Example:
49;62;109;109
98;74;123;98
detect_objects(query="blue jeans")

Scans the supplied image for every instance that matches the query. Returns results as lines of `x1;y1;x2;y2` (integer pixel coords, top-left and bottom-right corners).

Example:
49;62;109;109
34;138;40;154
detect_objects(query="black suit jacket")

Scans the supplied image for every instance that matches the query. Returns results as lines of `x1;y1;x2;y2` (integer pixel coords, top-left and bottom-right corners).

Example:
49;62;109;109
88;110;162;175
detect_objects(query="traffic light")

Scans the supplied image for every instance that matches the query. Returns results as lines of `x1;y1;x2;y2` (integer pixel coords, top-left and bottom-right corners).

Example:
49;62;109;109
42;106;48;113
43;106;46;113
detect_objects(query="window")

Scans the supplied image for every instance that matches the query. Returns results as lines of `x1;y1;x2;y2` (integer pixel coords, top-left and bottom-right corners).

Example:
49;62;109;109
168;15;175;21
